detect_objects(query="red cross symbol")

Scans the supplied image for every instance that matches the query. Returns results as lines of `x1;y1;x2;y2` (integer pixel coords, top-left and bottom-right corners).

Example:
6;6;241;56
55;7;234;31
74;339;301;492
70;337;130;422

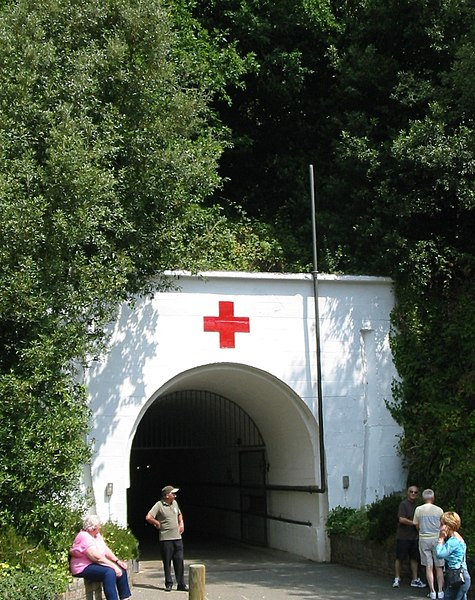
203;301;250;348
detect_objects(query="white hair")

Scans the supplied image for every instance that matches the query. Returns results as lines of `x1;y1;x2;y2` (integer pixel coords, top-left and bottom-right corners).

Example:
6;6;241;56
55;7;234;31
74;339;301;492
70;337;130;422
83;514;102;531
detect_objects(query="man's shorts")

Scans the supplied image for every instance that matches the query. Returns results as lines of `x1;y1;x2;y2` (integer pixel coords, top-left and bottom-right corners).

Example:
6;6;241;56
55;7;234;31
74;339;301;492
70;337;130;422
396;538;420;561
419;537;444;567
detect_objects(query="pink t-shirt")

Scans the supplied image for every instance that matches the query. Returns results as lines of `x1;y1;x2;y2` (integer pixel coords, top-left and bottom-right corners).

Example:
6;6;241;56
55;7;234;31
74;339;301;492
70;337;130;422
70;530;108;575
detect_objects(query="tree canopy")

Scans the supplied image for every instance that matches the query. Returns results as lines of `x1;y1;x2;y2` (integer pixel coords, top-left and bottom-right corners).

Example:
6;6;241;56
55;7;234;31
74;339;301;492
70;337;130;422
0;0;267;543
189;0;475;540
1;0;475;555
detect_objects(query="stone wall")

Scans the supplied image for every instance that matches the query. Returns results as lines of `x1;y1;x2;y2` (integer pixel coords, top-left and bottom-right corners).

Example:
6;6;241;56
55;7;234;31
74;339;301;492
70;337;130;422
330;535;473;599
57;578;102;600
330;534;400;579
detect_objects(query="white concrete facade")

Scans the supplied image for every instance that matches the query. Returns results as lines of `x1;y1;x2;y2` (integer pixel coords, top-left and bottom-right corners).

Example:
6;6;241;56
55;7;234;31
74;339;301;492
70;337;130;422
84;271;406;561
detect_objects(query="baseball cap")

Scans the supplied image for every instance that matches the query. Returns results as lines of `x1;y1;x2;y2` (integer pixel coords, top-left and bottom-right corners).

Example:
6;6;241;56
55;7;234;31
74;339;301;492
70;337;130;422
162;485;179;495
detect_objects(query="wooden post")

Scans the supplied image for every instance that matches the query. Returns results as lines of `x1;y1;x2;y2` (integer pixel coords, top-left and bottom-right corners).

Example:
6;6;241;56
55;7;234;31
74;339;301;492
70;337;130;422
189;563;206;600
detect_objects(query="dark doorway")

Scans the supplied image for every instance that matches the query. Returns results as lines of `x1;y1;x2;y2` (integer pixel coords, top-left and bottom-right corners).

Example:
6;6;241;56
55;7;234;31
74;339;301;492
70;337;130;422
127;390;267;549
240;450;267;546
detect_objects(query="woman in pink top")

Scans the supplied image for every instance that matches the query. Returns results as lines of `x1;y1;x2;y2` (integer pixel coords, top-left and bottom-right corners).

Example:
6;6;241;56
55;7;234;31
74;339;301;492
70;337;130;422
70;515;131;600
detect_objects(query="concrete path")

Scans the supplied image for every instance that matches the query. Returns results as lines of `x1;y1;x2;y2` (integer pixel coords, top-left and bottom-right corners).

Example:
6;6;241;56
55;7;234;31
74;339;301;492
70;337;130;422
130;538;429;600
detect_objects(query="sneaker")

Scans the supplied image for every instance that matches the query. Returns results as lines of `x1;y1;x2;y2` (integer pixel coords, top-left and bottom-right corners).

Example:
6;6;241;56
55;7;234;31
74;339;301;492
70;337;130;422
411;578;427;588
392;577;401;588
427;592;436;600
438;593;444;599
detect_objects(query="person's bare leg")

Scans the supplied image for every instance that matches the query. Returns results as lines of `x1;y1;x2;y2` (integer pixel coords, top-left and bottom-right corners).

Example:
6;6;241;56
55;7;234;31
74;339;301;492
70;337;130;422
426;564;435;593
410;559;419;581
436;566;445;596
395;558;401;579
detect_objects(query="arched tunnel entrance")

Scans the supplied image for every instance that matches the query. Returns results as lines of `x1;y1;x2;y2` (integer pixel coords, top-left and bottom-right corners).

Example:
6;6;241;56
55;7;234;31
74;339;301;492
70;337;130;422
128;390;268;548
126;363;328;561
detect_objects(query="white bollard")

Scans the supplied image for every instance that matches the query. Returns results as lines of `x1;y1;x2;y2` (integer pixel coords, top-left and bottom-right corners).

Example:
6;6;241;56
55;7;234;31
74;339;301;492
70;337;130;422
189;563;206;600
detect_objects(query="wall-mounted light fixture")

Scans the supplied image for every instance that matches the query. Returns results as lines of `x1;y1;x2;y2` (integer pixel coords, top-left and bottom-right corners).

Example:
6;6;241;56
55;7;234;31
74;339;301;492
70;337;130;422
105;482;113;498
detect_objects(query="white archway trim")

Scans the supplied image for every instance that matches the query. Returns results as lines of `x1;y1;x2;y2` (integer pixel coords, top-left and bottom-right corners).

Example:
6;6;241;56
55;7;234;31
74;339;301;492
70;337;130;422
128;362;323;489
126;361;329;561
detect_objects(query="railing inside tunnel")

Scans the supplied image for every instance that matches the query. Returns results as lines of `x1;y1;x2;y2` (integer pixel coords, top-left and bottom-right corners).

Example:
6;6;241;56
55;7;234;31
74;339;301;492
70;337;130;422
187;500;312;528
186;481;320;529
197;480;324;494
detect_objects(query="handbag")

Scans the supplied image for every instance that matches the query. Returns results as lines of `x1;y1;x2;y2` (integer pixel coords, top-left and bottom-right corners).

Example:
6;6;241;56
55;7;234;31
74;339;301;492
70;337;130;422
445;566;464;589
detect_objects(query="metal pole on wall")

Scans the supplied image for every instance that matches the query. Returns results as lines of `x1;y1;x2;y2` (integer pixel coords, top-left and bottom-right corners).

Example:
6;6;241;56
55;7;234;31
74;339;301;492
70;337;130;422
309;164;326;492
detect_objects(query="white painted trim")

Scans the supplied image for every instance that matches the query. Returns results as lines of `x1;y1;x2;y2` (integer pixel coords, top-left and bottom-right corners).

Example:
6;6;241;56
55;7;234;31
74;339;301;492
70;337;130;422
164;270;393;284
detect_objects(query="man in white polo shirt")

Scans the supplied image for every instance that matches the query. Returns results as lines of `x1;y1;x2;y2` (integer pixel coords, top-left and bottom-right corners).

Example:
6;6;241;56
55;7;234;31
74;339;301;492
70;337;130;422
413;489;444;600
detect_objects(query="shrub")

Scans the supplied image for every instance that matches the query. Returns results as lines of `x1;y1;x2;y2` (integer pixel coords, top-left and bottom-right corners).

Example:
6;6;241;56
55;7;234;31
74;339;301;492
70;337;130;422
0;527;58;571
327;493;411;543
366;492;405;542
0;528;69;600
326;506;369;538
0;569;65;600
101;521;139;560
19;501;84;559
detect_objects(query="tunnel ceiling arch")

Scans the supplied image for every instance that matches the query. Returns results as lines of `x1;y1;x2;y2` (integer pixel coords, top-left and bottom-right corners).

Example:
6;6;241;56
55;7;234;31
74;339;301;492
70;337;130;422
133;390;265;450
134;362;322;489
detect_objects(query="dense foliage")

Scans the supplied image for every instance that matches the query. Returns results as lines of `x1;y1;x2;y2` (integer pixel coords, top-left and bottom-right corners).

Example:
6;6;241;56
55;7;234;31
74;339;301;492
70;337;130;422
389;275;475;542
326;493;404;545
1;0;475;576
188;0;475;548
0;0;270;550
187;0;339;268
189;0;475;273
325;505;369;539
0;571;65;600
102;521;139;561
0;526;71;599
0;520;138;597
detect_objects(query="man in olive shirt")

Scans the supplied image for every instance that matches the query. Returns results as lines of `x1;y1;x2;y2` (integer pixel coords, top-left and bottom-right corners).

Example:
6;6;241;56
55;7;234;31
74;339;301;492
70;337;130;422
146;485;188;592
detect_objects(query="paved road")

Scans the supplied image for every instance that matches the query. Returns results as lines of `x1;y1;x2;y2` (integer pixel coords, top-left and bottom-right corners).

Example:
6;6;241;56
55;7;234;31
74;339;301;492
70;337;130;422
130;538;429;600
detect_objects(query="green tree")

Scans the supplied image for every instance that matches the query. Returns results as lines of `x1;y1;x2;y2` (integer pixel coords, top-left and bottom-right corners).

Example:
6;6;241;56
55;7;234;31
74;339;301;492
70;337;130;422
0;0;254;546
324;0;475;541
197;0;475;542
186;0;339;269
316;0;474;271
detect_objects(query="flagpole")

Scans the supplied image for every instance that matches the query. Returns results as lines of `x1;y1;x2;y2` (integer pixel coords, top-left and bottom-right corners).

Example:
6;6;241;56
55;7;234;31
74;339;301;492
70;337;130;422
309;164;326;492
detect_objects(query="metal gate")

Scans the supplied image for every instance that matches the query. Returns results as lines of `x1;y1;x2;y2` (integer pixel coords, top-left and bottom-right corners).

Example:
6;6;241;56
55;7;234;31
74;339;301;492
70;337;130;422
240;450;268;546
133;390;265;449
131;390;268;545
